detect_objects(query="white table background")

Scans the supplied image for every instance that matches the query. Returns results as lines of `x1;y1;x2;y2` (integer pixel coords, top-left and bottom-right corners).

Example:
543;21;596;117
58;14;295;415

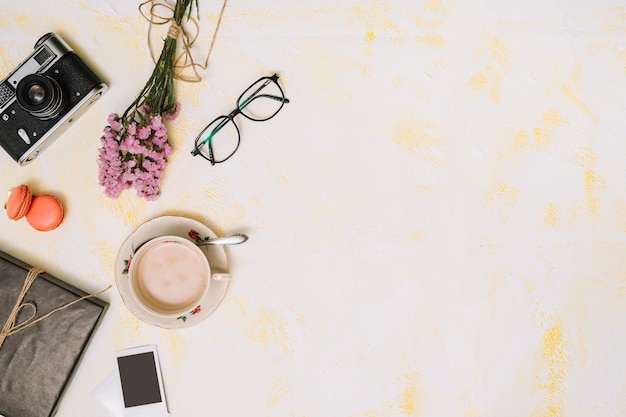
2;0;626;416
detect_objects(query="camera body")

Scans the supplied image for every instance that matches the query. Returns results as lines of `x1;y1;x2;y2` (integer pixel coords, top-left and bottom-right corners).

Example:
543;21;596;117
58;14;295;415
0;32;107;165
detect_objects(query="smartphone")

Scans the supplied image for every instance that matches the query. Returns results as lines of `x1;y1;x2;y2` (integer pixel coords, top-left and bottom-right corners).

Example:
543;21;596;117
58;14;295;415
114;345;169;417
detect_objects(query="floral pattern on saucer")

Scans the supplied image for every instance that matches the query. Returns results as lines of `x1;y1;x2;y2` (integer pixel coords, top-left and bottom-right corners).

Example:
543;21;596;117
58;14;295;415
115;216;230;329
178;305;202;322
122;257;132;275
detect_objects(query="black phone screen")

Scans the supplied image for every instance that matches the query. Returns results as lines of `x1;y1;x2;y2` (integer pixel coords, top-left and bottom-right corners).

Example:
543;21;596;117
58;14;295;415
117;352;163;407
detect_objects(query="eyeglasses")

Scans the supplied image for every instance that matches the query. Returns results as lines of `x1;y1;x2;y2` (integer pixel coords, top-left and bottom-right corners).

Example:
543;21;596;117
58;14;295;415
191;73;290;165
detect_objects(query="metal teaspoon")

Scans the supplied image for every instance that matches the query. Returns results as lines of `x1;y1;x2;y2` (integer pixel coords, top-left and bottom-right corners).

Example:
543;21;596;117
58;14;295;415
196;233;248;246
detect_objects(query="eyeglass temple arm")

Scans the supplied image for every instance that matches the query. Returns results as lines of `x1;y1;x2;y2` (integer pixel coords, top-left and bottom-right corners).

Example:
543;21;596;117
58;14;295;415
238;94;290;113
266;95;290;104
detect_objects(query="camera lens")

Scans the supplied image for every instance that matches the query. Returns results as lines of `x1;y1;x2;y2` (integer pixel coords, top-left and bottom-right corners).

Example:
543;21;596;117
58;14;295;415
16;74;64;120
28;85;45;103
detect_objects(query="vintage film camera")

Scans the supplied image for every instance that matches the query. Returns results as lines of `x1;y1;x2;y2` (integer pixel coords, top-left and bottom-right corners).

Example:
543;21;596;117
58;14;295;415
0;33;107;165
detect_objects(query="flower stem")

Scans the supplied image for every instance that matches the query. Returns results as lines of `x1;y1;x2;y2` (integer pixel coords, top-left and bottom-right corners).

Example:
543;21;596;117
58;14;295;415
122;0;196;120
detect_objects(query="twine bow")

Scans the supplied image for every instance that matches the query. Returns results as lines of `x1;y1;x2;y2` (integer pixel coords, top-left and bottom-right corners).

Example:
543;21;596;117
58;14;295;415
0;268;111;350
139;0;228;83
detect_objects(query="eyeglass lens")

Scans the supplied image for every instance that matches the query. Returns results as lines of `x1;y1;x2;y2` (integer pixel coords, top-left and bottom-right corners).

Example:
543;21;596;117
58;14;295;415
238;77;286;121
194;116;240;164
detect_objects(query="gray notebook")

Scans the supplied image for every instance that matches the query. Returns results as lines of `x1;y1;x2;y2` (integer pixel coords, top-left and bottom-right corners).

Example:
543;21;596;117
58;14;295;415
0;250;108;417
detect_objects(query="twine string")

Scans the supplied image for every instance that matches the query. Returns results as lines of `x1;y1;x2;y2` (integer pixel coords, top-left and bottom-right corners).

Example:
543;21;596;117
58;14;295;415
167;22;181;39
139;0;228;83
0;267;111;350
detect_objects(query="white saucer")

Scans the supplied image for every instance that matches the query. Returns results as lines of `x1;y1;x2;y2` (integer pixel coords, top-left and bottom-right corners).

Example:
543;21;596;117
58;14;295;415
115;216;230;329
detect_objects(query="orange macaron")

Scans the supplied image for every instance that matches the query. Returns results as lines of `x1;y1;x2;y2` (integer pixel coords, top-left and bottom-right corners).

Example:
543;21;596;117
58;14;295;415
5;184;32;220
5;185;64;231
26;194;65;231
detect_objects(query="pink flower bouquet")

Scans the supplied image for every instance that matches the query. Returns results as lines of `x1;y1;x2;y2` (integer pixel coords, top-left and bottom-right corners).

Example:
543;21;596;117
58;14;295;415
97;0;196;201
98;106;179;201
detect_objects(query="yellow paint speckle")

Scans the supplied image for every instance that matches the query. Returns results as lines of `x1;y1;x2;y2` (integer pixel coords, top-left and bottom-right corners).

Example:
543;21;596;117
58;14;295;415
468;71;487;91
104;192;146;227
269;380;291;407
392;117;441;162
500;130;530;160
413;10;446;47
160;329;187;365
0;49;15;75
364;30;376;56
541;110;569;128
561;68;598;123
424;0;443;11
610;43;626;72
486;180;521;224
486;180;520;207
545;203;558;227
354;4;403;34
398;369;421;415
467;38;512;102
13;14;31;26
113;311;148;346
570;147;604;215
462;388;481;417
248;309;274;343
91;240;117;280
499;110;569;160
534;326;571;417
227;295;249;315
248;308;293;353
602;6;626;34
533;128;552;148
354;3;404;56
414;35;445;46
415;183;434;192
584;169;601;214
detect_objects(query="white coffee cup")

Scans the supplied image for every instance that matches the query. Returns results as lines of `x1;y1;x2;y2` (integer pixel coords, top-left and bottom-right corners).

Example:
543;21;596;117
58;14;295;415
128;235;229;318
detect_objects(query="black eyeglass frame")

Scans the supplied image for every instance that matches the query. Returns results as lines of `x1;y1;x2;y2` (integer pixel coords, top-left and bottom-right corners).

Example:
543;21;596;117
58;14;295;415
191;73;290;165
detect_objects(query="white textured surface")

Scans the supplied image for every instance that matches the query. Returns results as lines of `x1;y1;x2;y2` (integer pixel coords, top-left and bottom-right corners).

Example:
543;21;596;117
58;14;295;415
2;0;626;416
